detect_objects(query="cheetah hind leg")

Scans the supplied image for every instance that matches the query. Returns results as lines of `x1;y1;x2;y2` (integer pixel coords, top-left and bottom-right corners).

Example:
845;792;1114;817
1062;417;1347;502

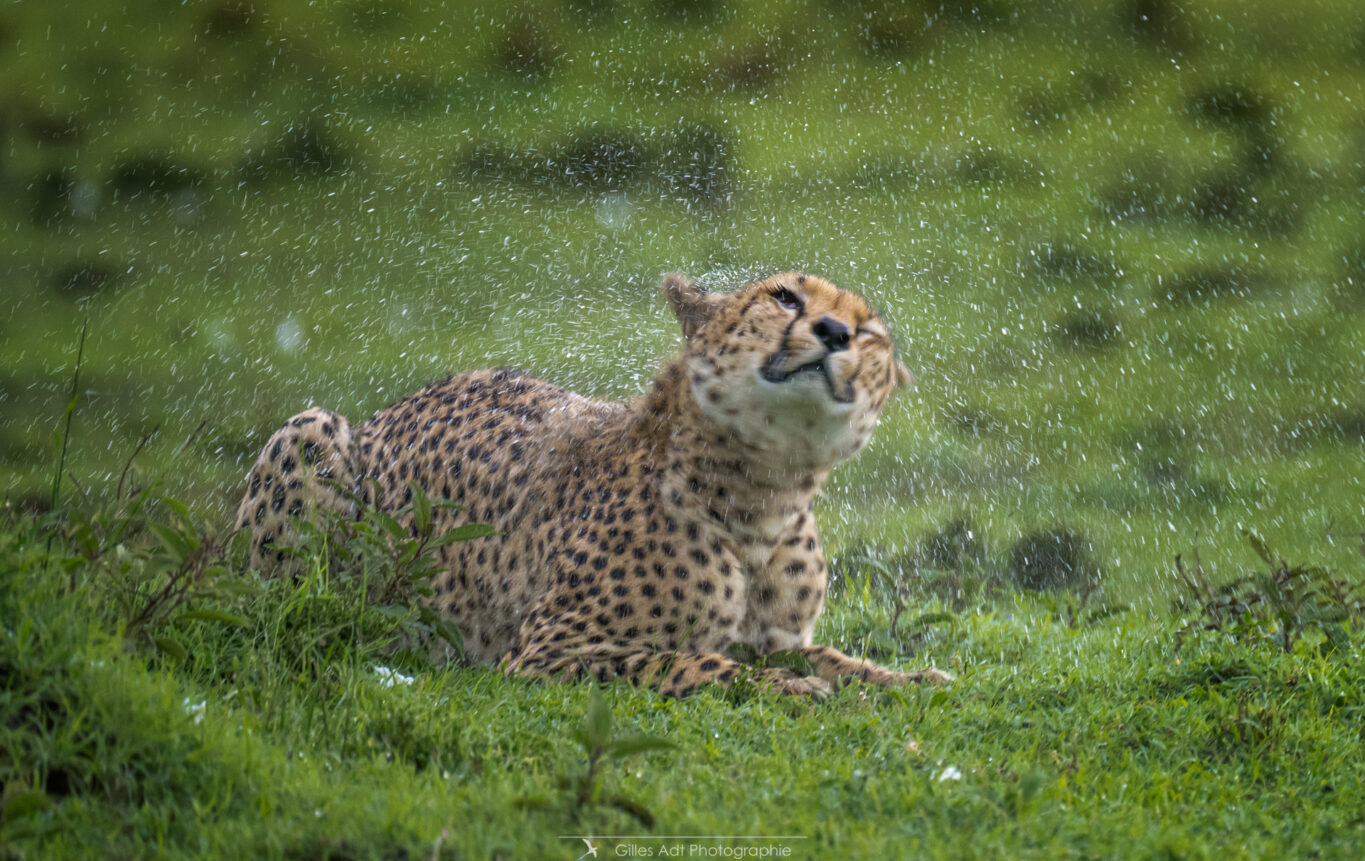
234;407;360;572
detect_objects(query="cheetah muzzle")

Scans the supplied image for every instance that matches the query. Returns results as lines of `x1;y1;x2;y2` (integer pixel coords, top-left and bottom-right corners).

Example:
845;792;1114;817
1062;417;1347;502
235;271;953;698
760;353;850;403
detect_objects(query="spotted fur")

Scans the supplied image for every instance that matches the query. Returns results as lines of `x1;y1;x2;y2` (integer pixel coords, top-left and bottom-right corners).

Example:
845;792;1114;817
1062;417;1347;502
235;272;952;697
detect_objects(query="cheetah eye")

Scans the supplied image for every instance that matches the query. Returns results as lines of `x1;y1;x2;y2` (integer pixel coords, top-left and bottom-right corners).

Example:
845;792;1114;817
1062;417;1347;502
771;288;803;311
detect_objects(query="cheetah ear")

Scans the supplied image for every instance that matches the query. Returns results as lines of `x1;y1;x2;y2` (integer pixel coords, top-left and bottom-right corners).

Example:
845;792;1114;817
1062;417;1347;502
895;361;915;390
661;272;721;339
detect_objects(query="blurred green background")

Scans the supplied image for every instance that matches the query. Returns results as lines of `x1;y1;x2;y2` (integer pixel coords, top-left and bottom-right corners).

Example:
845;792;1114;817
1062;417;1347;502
2;0;1363;604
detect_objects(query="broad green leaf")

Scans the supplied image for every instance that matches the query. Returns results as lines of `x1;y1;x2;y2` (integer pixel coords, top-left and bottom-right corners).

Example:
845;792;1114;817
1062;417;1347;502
434;523;499;545
418;605;464;659
154;636;189;663
373;510;408;542
69;520;99;557
179;609;248;627
213;578;263;598
158;495;191;519
107;490;153;546
605;734;675;759
148;523;197;563
409;481;432;537
607;794;656;828
1242;530;1275;567
582;688;612;746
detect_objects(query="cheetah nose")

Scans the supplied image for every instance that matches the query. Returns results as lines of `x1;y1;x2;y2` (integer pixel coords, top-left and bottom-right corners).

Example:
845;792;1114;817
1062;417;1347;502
812;317;850;352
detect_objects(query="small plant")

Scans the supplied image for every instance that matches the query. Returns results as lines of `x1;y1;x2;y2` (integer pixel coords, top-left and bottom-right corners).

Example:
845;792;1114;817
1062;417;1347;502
851;555;944;643
826;552;963;661
57;406;493;668
1173;531;1365;653
828;521;1000;658
915;518;1000;610
63;478;249;662
516;688;674;827
288;480;497;661
1007;528;1101;592
172;483;494;712
1037;578;1131;630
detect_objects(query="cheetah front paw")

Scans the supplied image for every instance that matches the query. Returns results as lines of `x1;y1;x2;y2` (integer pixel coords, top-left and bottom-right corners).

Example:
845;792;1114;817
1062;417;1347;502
902;667;955;685
762;673;833;698
864;666;955;686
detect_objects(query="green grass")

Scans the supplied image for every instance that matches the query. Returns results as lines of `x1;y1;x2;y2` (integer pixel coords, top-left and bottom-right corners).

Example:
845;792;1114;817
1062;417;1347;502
3;502;1363;859
4;0;1365;856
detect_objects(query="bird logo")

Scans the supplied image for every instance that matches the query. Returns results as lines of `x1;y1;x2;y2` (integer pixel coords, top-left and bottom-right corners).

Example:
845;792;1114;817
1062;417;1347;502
576;837;598;860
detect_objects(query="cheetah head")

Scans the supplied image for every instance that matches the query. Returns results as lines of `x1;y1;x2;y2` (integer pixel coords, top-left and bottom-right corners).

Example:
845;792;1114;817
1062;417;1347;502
662;271;911;471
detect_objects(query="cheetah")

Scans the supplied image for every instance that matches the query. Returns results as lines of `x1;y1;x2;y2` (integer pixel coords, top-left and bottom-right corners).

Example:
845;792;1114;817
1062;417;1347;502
235;272;952;697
